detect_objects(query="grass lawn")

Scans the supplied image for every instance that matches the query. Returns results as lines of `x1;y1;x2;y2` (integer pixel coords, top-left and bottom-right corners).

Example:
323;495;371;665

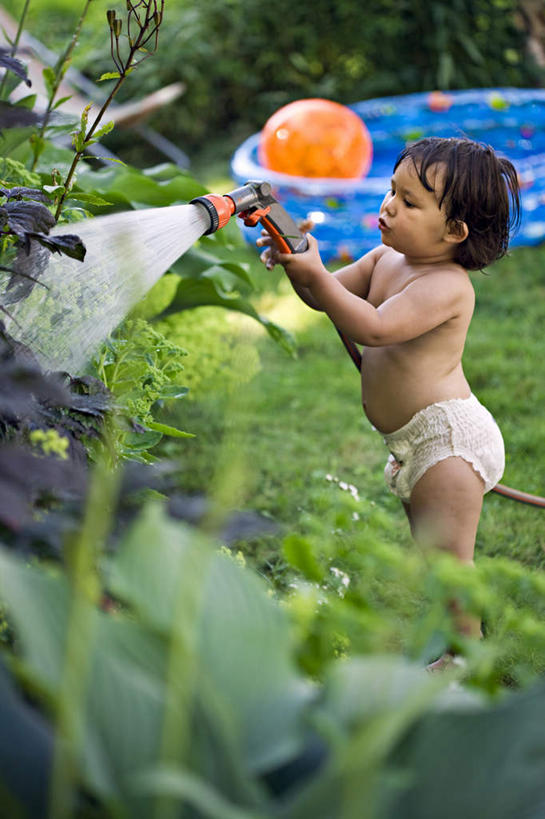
159;240;545;581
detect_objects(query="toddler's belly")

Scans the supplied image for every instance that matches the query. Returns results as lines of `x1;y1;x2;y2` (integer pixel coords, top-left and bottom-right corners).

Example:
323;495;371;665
361;347;470;434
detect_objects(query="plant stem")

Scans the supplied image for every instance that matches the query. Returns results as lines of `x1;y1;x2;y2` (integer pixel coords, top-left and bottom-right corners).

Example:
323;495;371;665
0;0;31;100
30;0;94;171
54;71;127;221
54;0;164;221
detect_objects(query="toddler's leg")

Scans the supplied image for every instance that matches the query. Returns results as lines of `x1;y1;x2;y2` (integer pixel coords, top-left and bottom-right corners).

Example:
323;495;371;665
408;456;484;564
407;457;485;668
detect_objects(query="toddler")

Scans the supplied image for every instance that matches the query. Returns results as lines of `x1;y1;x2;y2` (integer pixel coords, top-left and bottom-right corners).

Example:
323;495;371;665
257;136;520;669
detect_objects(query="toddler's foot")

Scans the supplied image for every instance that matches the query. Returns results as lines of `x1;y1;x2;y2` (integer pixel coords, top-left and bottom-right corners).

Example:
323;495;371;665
425;652;467;673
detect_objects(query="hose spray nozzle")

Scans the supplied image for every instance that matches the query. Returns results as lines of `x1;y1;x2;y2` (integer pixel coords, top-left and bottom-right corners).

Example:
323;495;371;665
190;180;308;254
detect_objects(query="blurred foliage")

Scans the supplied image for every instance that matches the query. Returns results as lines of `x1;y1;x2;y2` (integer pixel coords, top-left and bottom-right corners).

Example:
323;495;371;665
154;0;539;149
2;495;545;817
8;0;540;156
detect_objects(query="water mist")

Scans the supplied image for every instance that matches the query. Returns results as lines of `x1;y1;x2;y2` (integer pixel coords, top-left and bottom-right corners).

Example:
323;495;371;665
3;203;211;373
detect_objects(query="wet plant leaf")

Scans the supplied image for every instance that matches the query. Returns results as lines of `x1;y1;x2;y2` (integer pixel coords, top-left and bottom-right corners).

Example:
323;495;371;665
26;232;86;261
3;200;55;236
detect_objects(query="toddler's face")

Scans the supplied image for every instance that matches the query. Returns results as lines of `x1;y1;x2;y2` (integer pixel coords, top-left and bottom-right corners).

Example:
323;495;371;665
378;159;455;262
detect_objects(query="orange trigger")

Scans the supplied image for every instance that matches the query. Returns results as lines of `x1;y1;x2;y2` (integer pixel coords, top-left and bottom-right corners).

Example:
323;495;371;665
238;206;271;227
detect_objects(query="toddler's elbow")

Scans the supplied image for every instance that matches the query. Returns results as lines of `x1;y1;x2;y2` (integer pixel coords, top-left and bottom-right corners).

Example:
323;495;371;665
357;323;389;346
360;334;384;347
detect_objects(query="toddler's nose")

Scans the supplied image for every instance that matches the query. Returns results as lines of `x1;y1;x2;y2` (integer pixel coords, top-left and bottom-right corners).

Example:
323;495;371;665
384;195;396;215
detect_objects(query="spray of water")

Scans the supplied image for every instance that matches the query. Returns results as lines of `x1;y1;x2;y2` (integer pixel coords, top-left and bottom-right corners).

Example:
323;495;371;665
3;203;211;373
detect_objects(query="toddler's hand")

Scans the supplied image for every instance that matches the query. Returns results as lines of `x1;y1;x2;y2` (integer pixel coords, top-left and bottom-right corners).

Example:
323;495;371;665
257;231;325;288
256;230;282;270
256;218;315;270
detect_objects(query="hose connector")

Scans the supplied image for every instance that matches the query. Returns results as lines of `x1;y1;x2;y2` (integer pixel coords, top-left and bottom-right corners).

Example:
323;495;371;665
190;193;236;234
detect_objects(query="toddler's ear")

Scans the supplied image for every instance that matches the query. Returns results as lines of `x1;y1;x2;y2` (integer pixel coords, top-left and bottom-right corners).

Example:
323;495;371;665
446;219;469;244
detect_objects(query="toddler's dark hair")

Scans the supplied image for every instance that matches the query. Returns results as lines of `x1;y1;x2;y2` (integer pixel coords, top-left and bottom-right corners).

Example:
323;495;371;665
394;137;521;270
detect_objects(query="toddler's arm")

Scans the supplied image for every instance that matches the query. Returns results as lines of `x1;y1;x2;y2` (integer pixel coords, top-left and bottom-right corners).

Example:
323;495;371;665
256;231;382;311
259;230;472;345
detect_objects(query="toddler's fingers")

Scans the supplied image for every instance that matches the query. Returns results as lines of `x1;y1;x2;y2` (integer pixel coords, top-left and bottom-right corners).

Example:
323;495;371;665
259;249;276;269
297;218;315;233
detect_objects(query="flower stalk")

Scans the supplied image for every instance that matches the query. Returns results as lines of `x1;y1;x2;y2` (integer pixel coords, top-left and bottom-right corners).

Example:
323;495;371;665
54;0;164;221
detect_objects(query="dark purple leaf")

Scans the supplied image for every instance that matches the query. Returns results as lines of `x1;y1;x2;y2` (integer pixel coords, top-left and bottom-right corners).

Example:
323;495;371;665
51;373;111;415
5;200;55;237
0;50;30;86
27;232;86;261
0;446;86;530
0;661;53;816
0;363;72;421
0;101;40;129
2;241;51;304
1;187;51;203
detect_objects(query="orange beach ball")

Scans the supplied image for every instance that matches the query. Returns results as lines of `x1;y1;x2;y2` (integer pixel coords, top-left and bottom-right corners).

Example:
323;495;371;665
258;98;373;179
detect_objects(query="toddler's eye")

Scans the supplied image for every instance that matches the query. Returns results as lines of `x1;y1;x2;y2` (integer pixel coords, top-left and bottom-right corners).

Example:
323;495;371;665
404;199;415;208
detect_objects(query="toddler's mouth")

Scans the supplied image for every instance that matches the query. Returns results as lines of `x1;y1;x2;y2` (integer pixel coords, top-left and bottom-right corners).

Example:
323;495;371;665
378;216;390;231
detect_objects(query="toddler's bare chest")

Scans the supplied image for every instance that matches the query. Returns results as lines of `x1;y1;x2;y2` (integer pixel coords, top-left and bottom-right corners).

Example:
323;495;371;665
366;266;419;308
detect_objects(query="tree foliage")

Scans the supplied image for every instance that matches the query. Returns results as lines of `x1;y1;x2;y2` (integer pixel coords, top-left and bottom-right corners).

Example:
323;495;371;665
146;0;540;148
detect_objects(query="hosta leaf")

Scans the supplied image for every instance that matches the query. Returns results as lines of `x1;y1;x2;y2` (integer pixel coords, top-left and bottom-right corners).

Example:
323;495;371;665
158;276;295;354
0;549;72;692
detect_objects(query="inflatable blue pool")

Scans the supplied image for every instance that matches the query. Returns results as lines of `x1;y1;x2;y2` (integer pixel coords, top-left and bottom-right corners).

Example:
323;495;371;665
231;88;545;262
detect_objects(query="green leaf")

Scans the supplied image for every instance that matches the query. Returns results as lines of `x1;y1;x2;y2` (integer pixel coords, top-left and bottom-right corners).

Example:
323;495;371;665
122;430;163;451
283;534;324;582
76;165;208;206
97;71;121;82
65;191;113;207
42;66;56;98
158;275;257;316
93;120;115;140
145;420;195;439
387;676;545;819
0;126;35;157
157;276;295;354
0;548;71;693
175;246;253;288
86;155;127;166
82;614;168;799
259;317;297;356
53;94;73;110
155;385;189;400
132;766;260;819
42;184;65;196
108;504;314;773
15;94;37;109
